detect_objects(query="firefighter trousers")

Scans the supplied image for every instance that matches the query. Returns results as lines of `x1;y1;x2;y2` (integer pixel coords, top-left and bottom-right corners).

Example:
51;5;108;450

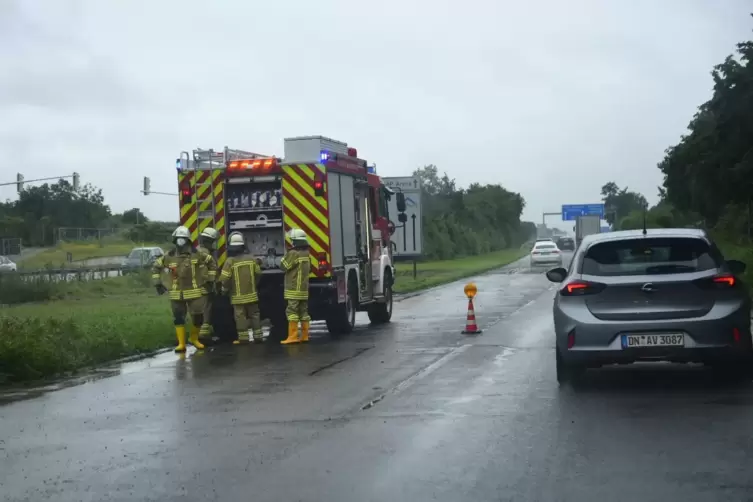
233;303;262;341
285;299;310;323
200;292;213;336
170;296;207;328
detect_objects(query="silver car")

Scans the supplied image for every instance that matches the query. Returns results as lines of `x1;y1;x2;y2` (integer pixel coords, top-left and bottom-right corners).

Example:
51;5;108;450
122;247;164;274
530;241;563;267
0;255;17;273
546;228;752;383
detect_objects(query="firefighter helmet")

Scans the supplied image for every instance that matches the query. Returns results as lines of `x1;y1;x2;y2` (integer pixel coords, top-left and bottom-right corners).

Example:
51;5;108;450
200;227;219;241
172;226;191;241
228;232;245;247
287;228;307;241
287;228;308;246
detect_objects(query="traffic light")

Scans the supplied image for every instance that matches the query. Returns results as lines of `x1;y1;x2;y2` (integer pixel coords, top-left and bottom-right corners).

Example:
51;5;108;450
72;172;80;191
143;176;151;195
16;173;23;193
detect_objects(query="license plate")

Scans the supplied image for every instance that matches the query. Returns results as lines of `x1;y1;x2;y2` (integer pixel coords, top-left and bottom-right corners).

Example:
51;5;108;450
621;334;685;349
541;252;551;255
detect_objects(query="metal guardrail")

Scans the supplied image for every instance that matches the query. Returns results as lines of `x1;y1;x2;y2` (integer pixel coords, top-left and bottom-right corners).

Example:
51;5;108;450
6;264;132;282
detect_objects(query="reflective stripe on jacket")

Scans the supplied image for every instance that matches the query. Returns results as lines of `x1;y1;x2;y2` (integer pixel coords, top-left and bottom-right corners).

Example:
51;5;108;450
151;249;211;300
281;248;310;300
198;245;218;289
220;254;262;304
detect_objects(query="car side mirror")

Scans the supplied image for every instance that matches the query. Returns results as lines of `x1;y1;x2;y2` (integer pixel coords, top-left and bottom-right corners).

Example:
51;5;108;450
546;267;568;283
726;259;746;275
396;192;406;213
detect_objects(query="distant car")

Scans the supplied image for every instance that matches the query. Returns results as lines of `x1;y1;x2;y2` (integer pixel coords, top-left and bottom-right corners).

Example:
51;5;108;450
0;255;17;273
530;241;563;267
546;228;753;383
557;236;575;251
122;247;164;274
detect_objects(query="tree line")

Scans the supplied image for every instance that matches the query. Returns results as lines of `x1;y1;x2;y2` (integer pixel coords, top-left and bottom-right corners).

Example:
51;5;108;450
0;180;173;247
412;165;533;260
1;169;534;259
603;16;753;244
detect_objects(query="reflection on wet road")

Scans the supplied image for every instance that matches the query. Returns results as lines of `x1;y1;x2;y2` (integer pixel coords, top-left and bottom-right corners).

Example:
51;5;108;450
3;252;753;501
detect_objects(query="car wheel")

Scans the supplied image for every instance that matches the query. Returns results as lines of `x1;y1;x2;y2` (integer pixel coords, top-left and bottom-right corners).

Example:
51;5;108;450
713;356;753;383
556;348;584;384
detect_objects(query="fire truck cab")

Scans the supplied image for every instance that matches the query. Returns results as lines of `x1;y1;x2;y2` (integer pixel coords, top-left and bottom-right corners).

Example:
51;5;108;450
176;136;399;341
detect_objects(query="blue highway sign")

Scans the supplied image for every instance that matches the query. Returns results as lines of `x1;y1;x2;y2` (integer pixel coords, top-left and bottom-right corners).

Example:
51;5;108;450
561;203;605;221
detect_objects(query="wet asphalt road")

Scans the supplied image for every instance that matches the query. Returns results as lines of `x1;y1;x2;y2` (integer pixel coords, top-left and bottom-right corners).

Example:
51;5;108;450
3;253;753;501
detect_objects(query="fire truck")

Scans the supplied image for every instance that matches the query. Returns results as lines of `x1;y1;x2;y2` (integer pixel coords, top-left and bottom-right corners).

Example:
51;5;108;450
175;136;404;342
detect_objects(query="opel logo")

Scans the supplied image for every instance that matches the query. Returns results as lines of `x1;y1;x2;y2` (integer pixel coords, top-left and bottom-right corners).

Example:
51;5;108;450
641;283;657;293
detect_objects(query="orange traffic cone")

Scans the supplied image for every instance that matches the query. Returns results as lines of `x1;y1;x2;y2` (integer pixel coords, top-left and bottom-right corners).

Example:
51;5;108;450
462;298;482;334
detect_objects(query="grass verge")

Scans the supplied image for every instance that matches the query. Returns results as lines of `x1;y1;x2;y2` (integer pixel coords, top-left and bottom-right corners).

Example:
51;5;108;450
0;271;177;383
18;239;165;270
393;248;527;294
1;248;526;383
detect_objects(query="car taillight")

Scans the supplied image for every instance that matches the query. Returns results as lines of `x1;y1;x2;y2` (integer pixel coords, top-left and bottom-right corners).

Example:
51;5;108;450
560;280;606;296
694;274;737;290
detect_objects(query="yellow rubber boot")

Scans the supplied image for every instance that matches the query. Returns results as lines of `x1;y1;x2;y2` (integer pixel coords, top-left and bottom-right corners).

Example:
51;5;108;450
174;325;187;353
188;325;205;350
281;321;300;345
301;321;310;343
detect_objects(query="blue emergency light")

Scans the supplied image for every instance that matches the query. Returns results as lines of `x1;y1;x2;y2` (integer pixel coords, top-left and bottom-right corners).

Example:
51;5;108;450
175;158;182;170
320;150;330;162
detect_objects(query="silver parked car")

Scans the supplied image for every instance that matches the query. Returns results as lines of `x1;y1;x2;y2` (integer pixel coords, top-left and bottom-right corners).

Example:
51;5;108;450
122;247;164;274
546;228;752;383
0;255;17;273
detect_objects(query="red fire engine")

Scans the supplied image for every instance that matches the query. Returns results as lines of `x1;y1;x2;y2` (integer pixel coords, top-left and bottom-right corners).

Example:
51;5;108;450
176;136;404;341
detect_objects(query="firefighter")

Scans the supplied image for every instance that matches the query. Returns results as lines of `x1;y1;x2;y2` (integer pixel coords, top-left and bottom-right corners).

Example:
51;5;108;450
197;227;219;340
219;232;263;344
152;226;214;353
280;228;311;344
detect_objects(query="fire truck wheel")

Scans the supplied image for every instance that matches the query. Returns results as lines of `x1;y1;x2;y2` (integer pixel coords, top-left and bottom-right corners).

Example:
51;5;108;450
367;269;393;324
326;275;357;337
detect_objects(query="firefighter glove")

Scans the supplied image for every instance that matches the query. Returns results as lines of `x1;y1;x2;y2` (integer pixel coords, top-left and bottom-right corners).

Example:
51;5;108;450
155;284;168;296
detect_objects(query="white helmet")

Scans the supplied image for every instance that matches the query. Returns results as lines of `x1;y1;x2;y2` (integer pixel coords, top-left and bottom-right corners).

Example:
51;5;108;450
172;226;191;240
228;232;245;247
287;228;308;243
200;227;219;241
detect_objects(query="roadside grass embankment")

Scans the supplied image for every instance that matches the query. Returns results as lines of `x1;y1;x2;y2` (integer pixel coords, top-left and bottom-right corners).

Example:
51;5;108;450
16;239;166;271
393;248;527;293
1;248;527;384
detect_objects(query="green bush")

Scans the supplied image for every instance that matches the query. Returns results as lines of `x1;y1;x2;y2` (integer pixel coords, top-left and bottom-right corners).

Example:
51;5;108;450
0;274;58;304
0;270;155;305
0;298;175;384
718;242;753;291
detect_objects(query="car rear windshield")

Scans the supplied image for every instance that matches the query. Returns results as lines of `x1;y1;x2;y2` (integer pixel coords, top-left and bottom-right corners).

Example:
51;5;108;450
535;243;556;250
581;237;720;276
128;249;150;259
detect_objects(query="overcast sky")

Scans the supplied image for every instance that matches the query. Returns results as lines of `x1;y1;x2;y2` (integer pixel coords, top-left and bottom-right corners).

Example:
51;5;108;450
1;0;751;229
